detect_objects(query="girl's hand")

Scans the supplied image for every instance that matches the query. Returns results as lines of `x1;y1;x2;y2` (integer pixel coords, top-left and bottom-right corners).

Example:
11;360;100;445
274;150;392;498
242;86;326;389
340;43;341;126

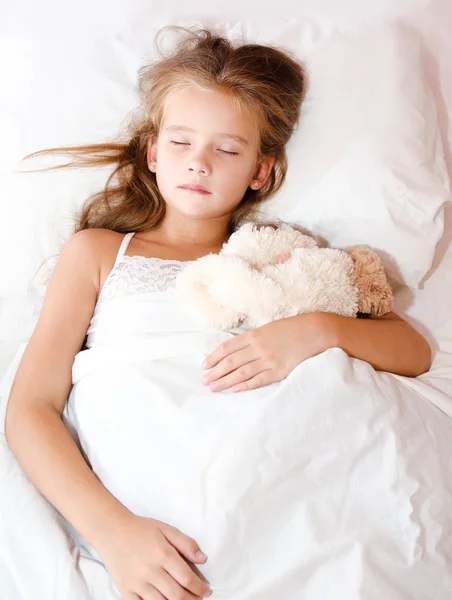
96;513;213;599
201;313;329;393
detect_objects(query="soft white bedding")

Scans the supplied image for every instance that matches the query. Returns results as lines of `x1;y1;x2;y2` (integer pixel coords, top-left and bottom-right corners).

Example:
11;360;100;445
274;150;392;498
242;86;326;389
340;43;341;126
1;1;452;598
1;340;452;599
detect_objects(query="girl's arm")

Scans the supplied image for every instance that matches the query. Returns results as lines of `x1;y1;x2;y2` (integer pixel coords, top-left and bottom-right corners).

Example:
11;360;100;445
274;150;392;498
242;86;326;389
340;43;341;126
201;310;432;394
317;311;432;377
4;229;130;550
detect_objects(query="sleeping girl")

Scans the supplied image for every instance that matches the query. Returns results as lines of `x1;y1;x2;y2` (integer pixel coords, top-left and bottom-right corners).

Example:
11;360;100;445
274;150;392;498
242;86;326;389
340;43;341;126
4;26;431;600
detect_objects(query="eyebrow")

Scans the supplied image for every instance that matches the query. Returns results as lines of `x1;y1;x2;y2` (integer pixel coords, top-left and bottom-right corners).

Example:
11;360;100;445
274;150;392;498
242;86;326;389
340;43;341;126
164;125;249;146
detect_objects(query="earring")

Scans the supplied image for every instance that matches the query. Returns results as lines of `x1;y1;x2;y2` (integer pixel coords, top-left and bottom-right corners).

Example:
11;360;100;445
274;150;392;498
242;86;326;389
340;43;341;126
253;181;259;188
149;162;156;172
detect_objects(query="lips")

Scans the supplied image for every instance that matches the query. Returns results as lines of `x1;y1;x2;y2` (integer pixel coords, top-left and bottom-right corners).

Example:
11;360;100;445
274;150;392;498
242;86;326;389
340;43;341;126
179;183;211;194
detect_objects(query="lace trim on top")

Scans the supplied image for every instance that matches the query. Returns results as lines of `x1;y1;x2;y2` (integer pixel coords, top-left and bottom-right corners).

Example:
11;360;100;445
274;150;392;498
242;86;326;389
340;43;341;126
97;256;192;304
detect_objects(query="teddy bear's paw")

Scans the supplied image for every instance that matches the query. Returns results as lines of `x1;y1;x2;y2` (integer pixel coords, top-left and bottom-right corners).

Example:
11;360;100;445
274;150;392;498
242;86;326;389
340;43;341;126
193;286;244;329
174;256;242;329
204;257;265;315
242;273;288;325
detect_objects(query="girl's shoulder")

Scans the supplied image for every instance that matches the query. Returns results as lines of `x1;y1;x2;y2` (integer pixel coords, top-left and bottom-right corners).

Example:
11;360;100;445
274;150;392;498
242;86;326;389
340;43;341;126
69;227;126;252
66;228;130;292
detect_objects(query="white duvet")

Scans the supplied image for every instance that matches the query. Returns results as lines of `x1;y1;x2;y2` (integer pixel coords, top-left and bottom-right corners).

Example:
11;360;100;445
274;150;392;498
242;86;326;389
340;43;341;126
1;331;452;599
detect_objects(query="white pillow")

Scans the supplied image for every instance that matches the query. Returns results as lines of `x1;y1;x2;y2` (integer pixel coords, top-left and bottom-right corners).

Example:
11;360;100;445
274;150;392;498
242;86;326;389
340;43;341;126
261;22;450;288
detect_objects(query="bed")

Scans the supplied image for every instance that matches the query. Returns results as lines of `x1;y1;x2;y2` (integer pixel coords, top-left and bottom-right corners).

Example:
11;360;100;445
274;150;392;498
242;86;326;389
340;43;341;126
1;1;451;598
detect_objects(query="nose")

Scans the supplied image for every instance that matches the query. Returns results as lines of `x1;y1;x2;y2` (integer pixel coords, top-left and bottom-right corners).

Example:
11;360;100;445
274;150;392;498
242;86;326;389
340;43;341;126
187;147;211;177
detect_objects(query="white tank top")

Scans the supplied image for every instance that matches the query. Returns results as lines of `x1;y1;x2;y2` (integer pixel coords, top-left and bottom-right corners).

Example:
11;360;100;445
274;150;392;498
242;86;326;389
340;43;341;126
97;232;191;303
83;232;248;356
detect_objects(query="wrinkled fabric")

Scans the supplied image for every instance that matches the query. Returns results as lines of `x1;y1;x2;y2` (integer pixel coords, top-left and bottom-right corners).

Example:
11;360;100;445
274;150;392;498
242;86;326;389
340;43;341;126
1;287;452;598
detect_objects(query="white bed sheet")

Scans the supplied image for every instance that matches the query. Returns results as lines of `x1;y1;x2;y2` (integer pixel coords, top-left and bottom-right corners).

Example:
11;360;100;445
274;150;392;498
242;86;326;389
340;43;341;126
1;339;452;600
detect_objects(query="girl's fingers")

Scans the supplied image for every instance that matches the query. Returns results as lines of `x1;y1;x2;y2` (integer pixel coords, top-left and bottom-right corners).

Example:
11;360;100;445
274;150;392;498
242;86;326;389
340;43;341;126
148;567;204;599
158;522;208;566
209;359;265;392
231;369;276;392
136;585;166;599
203;346;258;385
160;545;212;598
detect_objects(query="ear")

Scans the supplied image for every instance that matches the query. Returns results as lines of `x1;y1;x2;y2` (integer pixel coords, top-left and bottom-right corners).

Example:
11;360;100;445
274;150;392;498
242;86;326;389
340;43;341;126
147;135;158;165
249;156;276;190
345;245;394;317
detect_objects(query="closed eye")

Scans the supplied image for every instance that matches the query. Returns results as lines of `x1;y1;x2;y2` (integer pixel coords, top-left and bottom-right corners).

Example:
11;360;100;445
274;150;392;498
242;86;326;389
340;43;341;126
170;141;238;156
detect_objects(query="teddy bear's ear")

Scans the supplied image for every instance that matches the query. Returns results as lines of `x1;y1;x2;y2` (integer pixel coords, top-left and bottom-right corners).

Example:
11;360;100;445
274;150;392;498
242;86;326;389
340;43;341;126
344;245;394;317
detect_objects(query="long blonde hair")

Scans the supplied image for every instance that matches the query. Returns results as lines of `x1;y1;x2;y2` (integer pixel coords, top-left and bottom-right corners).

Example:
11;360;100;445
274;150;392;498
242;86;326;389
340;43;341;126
23;26;306;236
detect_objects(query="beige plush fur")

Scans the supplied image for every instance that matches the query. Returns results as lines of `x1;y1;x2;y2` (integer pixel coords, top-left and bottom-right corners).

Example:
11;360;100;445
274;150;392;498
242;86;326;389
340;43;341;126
344;245;394;317
174;222;394;330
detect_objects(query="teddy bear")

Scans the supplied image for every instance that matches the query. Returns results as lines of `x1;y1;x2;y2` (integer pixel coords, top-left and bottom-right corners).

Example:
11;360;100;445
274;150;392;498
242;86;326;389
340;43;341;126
174;221;394;330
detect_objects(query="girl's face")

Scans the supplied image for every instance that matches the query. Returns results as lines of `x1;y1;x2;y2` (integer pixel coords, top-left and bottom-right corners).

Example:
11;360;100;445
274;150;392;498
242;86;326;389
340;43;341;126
147;86;275;221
